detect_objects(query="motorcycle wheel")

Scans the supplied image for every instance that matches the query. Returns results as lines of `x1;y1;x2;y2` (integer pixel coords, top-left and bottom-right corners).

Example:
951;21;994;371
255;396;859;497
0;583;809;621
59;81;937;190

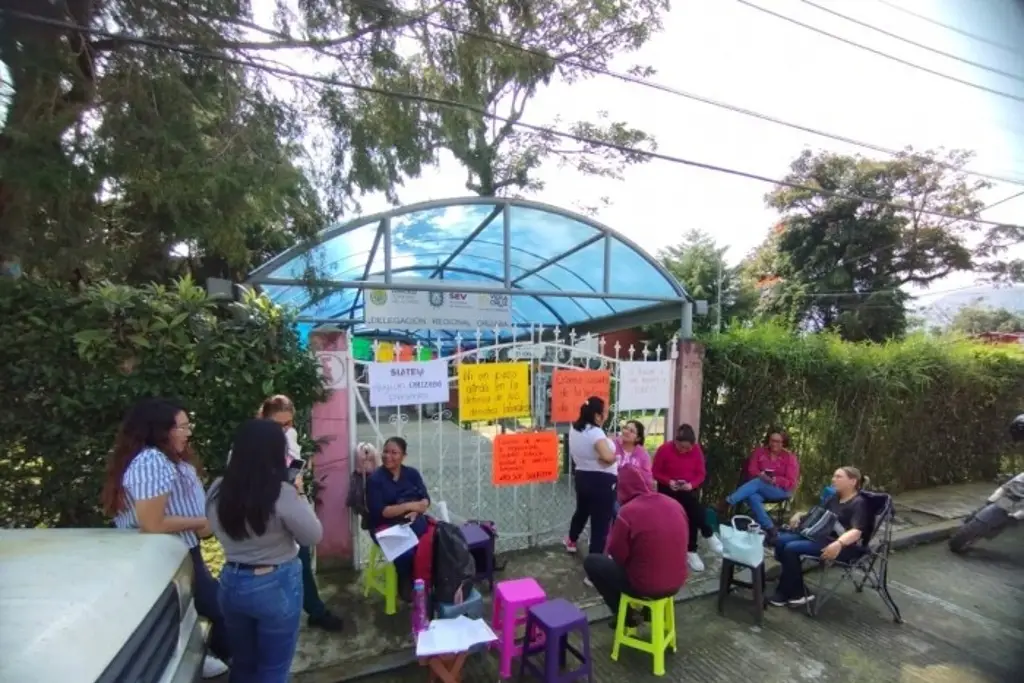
949;516;988;554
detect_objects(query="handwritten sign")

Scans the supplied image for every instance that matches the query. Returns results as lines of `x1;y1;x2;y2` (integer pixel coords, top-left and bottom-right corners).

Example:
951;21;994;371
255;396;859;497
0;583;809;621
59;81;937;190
368;359;449;407
617;360;672;411
457;362;530;422
492;431;560;486
550;369;611;422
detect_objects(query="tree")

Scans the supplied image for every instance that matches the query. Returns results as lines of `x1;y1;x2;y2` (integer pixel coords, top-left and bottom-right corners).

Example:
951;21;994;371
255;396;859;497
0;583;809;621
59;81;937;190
395;0;667;196
948;304;1024;334
645;229;756;343
754;148;992;342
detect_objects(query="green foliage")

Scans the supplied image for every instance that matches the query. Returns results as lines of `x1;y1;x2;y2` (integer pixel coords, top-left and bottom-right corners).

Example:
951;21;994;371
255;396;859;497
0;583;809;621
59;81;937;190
948;304;1024;334
0;277;325;528
699;326;1024;504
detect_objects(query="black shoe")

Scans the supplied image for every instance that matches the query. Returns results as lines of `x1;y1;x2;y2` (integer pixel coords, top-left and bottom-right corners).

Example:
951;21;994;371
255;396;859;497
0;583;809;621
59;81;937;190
308;611;345;632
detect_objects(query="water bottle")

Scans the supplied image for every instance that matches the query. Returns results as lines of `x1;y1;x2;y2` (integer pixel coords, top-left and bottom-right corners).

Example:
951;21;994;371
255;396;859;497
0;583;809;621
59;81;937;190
412;579;428;635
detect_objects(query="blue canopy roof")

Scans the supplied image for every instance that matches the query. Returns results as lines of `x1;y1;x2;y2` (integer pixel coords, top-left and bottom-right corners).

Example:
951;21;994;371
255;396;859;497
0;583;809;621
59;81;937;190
248;197;690;341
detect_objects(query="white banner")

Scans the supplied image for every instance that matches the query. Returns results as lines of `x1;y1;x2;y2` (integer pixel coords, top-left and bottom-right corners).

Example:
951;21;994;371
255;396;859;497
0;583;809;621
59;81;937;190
364;289;512;330
617;360;672;411
368;359;450;407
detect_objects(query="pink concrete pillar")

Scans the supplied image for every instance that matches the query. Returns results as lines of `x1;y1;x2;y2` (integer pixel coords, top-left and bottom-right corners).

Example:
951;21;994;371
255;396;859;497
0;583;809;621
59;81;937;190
672;340;705;440
308;329;353;562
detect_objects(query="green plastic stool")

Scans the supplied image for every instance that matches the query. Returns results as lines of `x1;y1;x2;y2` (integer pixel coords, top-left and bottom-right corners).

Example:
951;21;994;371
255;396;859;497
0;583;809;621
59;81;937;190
362;543;398;615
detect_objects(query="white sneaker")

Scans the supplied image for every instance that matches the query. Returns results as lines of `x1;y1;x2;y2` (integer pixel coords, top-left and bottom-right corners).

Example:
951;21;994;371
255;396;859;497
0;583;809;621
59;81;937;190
202;655;229;679
583;576;594;588
707;534;724;555
687;551;705;572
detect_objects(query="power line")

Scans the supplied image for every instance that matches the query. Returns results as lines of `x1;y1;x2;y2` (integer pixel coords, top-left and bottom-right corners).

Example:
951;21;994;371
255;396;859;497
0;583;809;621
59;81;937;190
2;8;1021;230
734;0;1024;104
874;0;1024;58
339;0;1024;187
799;0;1024;85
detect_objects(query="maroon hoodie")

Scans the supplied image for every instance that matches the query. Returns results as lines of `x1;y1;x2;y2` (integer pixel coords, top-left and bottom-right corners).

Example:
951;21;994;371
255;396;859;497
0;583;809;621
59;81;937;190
607;466;689;596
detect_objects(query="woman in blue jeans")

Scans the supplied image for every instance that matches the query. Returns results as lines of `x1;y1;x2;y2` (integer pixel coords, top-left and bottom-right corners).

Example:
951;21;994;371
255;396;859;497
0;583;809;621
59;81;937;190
208;419;324;682
769;466;871;607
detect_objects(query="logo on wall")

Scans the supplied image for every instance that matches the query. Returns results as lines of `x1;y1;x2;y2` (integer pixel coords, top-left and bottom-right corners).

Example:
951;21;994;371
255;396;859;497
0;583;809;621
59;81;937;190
368;290;388;306
429;291;445;308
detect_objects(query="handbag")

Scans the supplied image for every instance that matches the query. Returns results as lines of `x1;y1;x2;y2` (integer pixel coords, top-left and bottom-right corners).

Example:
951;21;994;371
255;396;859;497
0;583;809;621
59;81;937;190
719;515;766;567
796;504;844;543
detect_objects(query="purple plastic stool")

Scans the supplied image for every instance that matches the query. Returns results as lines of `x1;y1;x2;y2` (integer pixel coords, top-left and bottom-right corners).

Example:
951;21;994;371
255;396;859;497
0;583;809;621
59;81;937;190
460;522;495;591
518;599;593;683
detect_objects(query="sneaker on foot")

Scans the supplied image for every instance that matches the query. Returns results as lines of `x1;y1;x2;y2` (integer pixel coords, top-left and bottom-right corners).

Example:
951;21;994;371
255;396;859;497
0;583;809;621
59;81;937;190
202;655;228;679
788;594;815;606
308;610;344;632
564;538;577;554
707;534;724;554
768;591;789;607
687;551;705;572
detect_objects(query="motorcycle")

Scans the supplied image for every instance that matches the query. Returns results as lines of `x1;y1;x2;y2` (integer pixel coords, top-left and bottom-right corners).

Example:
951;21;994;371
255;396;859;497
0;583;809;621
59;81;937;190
948;472;1024;554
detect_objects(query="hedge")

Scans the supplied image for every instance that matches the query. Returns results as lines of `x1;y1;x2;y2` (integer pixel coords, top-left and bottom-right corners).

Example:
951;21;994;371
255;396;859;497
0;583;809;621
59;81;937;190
0;277;325;528
699;325;1024;505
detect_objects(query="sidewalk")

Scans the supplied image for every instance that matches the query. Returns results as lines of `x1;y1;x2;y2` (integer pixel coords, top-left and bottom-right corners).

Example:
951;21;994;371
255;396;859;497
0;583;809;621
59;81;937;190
290;482;994;682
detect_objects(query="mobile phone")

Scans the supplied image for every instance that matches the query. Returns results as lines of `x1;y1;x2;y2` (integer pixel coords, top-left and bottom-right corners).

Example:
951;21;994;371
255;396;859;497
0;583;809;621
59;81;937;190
763;469;775;477
286;458;306;484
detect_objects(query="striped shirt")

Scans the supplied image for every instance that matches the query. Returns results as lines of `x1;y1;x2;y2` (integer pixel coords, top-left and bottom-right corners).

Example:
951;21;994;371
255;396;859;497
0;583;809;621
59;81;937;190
113;447;207;548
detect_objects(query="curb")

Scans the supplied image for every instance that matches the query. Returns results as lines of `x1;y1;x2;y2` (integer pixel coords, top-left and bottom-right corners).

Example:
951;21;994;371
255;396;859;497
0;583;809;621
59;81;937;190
296;518;965;683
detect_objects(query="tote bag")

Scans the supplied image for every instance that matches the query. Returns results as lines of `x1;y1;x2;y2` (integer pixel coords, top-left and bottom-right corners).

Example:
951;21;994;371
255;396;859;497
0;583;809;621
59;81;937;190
720;515;766;567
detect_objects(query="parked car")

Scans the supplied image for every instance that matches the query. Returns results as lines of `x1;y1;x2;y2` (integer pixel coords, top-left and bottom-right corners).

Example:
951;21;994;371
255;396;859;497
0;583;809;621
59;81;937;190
0;528;207;683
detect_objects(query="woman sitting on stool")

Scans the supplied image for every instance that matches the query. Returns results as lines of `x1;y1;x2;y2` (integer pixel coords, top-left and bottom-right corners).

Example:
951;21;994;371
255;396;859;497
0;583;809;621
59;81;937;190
770;466;871;607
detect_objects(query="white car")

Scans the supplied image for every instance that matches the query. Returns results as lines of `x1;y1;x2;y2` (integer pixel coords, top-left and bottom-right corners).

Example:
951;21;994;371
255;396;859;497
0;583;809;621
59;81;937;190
0;528;208;683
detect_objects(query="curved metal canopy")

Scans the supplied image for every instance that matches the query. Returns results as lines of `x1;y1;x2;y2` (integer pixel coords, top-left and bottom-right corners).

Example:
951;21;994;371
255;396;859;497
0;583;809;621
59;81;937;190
248;197;691;341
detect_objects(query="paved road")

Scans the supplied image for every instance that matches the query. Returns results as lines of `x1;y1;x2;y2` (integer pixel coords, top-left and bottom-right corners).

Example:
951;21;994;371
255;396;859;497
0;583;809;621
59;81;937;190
353;527;1024;682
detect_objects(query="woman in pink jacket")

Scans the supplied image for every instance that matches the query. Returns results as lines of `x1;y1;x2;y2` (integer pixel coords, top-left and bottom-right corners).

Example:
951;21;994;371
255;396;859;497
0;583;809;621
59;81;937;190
615;420;653;489
725;428;801;541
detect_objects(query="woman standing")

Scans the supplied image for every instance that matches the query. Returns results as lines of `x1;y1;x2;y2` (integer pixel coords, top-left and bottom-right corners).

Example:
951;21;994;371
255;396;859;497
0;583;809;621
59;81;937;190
208;419;324;682
259;395;344;632
101;398;230;679
565;396;618;556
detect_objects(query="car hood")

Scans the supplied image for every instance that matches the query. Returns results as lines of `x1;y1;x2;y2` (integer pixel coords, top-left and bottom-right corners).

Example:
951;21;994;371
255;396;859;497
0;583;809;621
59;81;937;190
0;528;189;683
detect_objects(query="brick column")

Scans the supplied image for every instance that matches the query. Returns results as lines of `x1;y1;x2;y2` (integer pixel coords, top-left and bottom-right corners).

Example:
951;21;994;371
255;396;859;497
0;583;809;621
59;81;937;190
672;340;705;440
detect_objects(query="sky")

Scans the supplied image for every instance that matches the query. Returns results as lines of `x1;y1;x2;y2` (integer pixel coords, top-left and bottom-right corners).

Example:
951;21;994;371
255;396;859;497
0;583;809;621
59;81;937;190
2;0;1022;306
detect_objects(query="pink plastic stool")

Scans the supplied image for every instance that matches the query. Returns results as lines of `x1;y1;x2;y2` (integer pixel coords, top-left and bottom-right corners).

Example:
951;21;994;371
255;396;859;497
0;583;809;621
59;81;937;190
491;577;547;678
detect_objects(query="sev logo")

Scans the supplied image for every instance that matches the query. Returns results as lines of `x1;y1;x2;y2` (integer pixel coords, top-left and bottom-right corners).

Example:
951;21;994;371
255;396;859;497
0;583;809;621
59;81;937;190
368;290;388;306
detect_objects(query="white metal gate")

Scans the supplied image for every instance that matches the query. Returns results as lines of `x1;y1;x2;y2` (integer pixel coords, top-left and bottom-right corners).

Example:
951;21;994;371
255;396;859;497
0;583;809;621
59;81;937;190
348;326;678;565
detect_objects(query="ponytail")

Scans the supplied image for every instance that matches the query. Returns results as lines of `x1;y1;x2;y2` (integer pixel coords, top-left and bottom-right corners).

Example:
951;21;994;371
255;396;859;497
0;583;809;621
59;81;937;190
571;396;606;432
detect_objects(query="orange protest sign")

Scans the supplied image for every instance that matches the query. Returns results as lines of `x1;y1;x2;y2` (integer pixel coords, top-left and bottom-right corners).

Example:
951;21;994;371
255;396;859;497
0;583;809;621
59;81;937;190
550;369;611;422
492;431;560;487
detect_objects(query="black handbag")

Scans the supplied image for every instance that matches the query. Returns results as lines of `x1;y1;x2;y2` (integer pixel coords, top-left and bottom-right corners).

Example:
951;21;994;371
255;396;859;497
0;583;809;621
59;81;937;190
796;504;844;543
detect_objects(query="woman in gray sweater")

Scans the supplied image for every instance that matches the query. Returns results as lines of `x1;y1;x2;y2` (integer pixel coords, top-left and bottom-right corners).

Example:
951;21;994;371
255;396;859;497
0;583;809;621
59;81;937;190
207;419;323;683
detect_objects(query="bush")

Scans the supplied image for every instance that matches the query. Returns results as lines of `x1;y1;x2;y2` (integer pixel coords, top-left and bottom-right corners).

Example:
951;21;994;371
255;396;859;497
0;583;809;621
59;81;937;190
700;326;1024;504
0;277;325;528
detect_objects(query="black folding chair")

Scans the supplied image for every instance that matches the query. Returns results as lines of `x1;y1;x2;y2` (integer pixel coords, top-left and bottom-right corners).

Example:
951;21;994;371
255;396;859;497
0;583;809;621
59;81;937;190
799;490;903;623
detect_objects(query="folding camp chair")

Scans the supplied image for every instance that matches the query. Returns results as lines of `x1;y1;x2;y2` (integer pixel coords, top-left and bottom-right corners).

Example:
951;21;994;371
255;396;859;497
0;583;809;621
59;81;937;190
799;490;903;623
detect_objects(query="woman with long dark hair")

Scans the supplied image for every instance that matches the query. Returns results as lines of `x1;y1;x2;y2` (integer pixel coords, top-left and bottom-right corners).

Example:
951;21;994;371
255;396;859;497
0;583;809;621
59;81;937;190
101;398;230;679
208;419;323;682
565;396;618;558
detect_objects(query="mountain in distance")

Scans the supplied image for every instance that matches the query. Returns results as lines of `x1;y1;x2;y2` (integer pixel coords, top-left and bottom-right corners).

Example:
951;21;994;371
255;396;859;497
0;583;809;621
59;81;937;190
915;285;1024;328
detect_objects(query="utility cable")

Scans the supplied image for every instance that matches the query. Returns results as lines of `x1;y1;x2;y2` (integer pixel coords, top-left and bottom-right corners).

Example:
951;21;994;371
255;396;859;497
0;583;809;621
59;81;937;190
798;0;1024;85
734;0;1024;104
2;7;1020;230
874;0;1024;58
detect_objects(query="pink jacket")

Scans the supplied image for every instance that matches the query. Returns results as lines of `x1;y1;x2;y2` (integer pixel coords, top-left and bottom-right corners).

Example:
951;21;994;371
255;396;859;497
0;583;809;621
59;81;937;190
745;446;800;492
615;439;653;489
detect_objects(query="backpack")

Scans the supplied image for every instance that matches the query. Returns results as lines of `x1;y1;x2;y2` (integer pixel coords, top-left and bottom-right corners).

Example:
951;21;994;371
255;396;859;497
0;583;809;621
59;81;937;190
432;521;476;604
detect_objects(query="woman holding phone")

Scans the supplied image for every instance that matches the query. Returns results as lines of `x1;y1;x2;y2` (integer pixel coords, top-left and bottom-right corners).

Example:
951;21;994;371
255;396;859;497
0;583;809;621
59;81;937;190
260;395;344;632
724;428;801;541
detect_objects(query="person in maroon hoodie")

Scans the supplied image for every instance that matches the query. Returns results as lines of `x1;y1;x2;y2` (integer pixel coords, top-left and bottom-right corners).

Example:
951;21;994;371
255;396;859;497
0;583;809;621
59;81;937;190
583;466;689;627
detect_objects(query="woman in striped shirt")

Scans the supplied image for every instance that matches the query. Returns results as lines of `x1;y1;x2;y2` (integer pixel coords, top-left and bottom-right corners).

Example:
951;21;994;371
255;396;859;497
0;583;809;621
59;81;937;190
101;398;231;679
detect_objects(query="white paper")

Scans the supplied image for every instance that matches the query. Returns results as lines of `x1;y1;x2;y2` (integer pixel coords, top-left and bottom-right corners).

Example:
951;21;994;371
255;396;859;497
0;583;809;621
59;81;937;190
375;524;419;562
617;360;672;411
368;359;450;407
415;616;498;657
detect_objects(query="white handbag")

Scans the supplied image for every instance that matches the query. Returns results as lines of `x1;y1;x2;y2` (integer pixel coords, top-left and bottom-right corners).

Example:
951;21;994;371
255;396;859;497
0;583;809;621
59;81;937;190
719;515;766;567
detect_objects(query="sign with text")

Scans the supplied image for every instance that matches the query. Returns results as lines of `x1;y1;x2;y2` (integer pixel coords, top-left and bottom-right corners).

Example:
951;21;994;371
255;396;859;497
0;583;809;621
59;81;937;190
457;362;530;422
492;431;560;486
365;288;512;330
617;360;672;411
550;369;611;423
368;359;449;407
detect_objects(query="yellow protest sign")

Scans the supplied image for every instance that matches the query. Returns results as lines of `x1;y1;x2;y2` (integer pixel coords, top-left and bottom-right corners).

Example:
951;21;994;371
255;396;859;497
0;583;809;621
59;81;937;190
457;362;530;423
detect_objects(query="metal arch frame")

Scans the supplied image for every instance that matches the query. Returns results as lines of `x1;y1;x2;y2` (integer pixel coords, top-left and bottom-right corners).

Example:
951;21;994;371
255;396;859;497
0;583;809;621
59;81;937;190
321;265;571;327
247;196;690;300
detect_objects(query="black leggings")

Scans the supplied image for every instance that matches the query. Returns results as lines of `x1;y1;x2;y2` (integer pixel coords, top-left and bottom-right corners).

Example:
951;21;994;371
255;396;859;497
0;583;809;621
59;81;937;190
569;470;617;554
657;484;712;552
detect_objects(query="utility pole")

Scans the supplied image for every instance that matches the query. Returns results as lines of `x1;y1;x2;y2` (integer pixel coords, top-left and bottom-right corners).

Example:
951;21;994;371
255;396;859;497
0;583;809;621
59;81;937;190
716;257;723;335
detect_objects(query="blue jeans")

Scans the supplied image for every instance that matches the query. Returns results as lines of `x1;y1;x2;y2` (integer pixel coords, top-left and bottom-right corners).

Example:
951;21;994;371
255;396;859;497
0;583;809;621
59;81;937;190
218;557;303;683
726;478;791;530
